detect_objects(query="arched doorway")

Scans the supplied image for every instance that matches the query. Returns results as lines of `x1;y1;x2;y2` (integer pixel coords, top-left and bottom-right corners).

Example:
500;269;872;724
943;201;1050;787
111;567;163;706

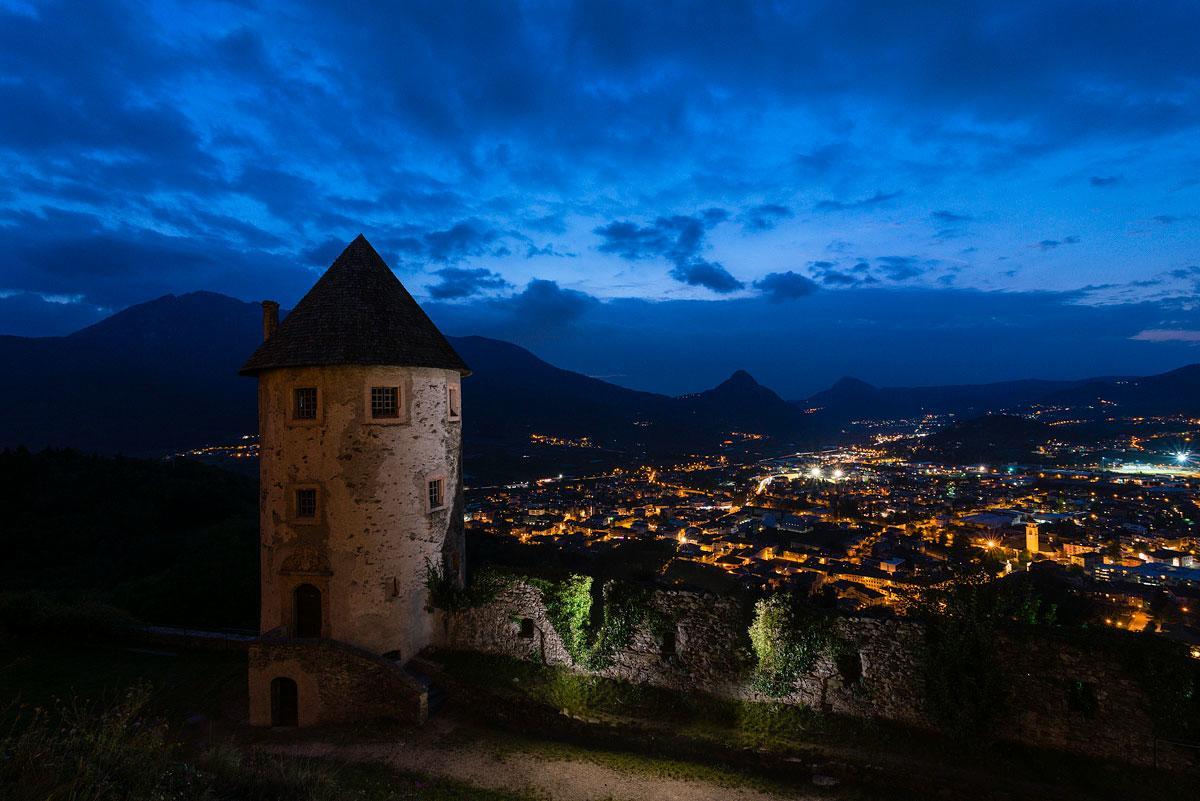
293;583;322;638
270;677;298;727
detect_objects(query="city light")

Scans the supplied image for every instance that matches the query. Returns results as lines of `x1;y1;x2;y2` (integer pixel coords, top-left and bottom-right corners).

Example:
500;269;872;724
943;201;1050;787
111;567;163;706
1175;450;1191;465
831;468;845;480
808;467;822;479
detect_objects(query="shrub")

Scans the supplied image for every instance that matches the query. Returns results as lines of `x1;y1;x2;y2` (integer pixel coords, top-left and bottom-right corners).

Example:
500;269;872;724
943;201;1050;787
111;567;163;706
0;684;202;801
424;562;512;612
748;594;845;698
527;574;674;670
916;574;1012;741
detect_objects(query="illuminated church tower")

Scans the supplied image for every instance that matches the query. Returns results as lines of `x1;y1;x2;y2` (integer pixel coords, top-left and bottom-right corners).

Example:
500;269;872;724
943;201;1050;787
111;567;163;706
241;235;468;726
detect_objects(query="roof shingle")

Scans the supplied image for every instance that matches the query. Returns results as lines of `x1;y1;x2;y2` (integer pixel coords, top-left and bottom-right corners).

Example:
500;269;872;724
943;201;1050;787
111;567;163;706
240;235;469;376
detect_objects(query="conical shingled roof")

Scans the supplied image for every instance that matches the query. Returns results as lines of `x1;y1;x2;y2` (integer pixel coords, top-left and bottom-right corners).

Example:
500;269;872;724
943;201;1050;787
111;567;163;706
240;235;469;376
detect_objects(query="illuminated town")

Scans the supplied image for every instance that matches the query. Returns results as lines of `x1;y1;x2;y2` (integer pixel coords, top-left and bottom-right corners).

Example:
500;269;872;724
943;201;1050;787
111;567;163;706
464;410;1200;649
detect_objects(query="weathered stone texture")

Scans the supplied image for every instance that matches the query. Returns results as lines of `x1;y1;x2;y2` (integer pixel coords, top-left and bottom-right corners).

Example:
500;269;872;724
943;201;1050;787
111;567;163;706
258;364;463;661
435;578;1195;769
247;638;426;727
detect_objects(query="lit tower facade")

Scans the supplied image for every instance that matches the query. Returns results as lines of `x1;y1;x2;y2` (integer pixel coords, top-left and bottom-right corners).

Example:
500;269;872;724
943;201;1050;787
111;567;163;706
241;235;469;726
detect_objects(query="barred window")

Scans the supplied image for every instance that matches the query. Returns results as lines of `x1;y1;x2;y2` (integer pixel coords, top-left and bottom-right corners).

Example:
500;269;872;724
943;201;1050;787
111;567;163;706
427;478;445;512
370;386;400;418
447;386;461;420
293;387;318;420
296;488;317;518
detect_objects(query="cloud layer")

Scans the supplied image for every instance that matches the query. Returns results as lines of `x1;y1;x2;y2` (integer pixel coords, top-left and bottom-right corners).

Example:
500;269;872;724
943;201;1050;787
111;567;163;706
1;0;1198;389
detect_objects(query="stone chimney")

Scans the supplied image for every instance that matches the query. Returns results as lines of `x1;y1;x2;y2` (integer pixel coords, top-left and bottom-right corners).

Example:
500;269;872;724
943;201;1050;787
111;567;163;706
262;300;279;341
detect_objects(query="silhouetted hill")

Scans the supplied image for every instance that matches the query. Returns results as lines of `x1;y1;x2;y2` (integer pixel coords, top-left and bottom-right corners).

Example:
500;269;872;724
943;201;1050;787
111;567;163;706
3;291;1196;467
680;370;806;436
0;293;811;461
1041;364;1200;415
0;292;261;453
803;375;1088;421
913;414;1053;465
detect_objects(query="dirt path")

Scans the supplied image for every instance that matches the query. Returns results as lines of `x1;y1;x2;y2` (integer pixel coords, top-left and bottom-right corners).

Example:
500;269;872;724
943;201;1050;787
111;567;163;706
275;715;826;801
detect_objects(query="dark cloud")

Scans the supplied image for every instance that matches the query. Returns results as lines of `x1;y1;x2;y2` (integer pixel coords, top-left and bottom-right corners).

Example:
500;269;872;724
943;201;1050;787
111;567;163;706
427;267;512;299
740;203;793;231
670;260;744;293
421;219;506;263
875;256;928;281
0;207;312;308
1036;235;1082;250
524;243;576;258
501;279;597;330
814;190;902;212
808;256;932;285
809;259;878;287
754;271;819;301
2;0;1200;341
932;210;973;223
594;209;742;292
1089;175;1122;187
1168;265;1200;280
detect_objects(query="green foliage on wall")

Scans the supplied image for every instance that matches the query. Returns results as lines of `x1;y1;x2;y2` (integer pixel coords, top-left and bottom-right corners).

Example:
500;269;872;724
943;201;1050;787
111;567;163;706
1111;630;1200;741
917;573;1014;741
590;581;675;669
528;574;674;670
748;594;846;698
530;574;595;664
424;562;513;612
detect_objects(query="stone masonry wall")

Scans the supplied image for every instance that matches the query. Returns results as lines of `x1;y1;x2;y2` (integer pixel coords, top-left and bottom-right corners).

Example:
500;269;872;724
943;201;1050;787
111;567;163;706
248;638;426;727
434;579;1194;769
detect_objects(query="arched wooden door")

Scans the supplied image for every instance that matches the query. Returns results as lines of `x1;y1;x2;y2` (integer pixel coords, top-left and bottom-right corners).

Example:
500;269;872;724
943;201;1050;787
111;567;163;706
293;583;322;638
270;677;298;727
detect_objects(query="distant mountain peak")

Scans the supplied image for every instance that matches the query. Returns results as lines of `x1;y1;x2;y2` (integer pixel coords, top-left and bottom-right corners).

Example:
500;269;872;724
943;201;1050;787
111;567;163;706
831;376;875;392
721;369;760;388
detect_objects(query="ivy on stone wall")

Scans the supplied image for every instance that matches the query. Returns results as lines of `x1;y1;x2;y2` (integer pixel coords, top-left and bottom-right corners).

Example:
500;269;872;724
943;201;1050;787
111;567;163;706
424;561;512;612
529;574;594;665
917;574;1011;742
1108;629;1200;741
528;574;674;670
748;594;846;698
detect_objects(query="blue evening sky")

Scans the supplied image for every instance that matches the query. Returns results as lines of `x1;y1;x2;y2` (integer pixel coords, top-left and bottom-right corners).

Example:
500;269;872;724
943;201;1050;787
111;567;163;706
1;1;1198;395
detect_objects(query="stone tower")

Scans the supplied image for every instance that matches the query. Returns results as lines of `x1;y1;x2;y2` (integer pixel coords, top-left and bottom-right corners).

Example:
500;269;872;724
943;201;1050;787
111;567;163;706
241;235;469;727
1025;521;1040;555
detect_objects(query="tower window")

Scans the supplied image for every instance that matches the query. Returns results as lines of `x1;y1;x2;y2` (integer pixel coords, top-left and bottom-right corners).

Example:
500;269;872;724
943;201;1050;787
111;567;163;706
370;386;400;418
447;385;461;421
296;488;317;518
293;387;318;420
427;478;445;512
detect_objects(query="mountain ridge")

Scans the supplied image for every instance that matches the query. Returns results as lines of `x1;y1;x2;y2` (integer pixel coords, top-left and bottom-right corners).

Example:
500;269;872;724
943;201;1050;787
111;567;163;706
2;291;1197;463
0;292;809;459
